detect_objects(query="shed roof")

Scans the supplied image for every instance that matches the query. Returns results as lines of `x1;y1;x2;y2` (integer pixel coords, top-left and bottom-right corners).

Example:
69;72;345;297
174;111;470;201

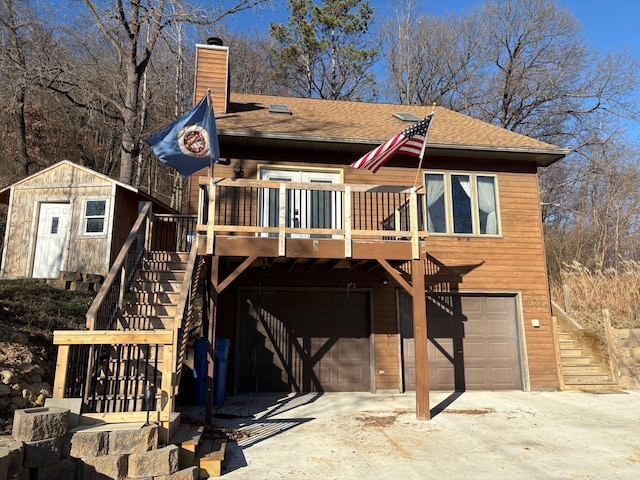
0;160;175;212
217;93;569;167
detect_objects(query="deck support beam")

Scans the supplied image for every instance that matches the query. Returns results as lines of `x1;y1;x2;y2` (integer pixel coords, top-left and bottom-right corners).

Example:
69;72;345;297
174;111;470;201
411;250;430;420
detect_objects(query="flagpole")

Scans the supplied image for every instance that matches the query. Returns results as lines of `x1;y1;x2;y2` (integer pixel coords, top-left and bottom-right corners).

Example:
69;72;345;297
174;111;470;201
206;89;213;177
413;107;435;189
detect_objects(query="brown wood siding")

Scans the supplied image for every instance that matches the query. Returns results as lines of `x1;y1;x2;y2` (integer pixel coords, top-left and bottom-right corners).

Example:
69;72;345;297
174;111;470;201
110;188;143;266
190;154;559;391
194;45;229;114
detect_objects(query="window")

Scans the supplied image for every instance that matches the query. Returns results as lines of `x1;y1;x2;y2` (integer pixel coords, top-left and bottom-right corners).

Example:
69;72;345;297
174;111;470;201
424;172;500;236
83;199;108;235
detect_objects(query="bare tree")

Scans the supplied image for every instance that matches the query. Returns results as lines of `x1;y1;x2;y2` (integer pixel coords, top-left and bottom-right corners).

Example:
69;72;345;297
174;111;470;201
381;0;483;109
40;0;269;187
0;0;39;177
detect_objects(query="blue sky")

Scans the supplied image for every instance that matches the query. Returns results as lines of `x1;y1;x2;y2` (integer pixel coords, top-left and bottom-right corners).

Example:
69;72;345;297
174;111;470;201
224;0;640;59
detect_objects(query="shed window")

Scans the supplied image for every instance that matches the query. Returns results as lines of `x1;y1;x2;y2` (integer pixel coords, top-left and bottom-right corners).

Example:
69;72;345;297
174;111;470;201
424;172;500;236
83;199;107;234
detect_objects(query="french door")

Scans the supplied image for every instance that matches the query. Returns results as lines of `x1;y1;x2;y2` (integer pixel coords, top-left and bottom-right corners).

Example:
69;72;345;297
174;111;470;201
259;169;342;238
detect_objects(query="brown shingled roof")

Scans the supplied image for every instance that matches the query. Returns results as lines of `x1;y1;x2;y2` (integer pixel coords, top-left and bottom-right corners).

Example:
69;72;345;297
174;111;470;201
217;93;569;166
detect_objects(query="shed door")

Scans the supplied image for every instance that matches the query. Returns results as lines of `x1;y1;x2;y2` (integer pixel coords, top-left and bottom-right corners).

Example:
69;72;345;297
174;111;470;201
238;290;371;392
32;203;70;278
400;292;522;391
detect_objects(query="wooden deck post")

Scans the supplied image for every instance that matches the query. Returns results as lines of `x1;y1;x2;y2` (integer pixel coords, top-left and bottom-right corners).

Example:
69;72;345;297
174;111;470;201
205;256;220;425
412;251;430;420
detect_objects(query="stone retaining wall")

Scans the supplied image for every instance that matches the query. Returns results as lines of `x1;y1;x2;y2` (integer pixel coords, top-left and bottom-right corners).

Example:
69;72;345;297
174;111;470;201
0;407;198;480
612;328;640;390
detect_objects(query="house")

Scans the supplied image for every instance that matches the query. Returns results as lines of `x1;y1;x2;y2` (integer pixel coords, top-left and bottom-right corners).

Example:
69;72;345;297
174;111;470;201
0;160;176;281
186;42;571;418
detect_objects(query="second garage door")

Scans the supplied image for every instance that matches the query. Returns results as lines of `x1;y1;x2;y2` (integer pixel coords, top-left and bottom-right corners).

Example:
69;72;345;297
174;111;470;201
400;292;522;391
237;289;371;393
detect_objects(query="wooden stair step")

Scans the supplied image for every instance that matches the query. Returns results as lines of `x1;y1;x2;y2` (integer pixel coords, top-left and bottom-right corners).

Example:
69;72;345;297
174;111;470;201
146;251;190;262
197;438;227;479
561;356;592;366
137;271;187;281
117;315;176;330
129;291;182;303
561;365;607;374
563;373;613;384
560;348;585;357
132;280;183;293
563;381;620;391
171;424;205;468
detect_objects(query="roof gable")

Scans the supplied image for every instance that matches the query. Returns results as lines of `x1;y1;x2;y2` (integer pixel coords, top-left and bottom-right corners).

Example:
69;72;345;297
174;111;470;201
0;160;137;194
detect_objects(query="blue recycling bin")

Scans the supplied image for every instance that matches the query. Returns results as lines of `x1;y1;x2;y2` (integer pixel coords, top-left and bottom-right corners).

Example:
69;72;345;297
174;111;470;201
213;338;231;406
193;337;208;406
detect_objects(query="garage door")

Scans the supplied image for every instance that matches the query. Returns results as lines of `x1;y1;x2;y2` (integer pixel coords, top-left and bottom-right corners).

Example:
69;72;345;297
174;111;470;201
399;292;522;391
238;290;371;392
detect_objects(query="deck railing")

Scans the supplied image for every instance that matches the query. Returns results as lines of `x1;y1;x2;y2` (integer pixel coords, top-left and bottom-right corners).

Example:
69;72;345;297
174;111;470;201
86;202;153;331
199;178;428;258
53;206;200;423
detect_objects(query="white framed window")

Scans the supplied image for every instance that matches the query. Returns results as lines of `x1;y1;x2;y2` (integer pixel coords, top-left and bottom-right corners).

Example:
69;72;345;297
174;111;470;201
424;172;500;236
82;199;109;235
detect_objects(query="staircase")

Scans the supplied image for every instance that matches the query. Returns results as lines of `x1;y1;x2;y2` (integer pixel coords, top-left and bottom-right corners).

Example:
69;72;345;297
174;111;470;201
558;329;619;391
52;208;204;433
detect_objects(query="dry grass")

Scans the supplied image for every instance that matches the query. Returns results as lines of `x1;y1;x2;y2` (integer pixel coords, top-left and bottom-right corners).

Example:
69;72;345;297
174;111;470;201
549;260;640;330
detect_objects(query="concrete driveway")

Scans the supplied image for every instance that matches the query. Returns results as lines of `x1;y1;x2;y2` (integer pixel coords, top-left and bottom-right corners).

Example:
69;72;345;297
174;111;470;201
188;390;640;479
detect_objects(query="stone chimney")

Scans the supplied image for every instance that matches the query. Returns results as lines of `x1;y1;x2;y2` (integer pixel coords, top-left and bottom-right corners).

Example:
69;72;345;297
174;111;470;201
194;39;229;114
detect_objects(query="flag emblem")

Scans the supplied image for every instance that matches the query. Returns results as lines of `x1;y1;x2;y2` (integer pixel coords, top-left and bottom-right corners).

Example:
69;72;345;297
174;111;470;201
179;125;210;157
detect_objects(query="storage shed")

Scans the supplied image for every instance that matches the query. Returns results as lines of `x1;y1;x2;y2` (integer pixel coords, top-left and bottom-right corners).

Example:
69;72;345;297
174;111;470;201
0;160;174;279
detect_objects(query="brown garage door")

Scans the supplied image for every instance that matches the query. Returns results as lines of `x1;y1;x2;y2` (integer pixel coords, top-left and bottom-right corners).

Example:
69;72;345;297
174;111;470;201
238;290;371;392
400;292;522;391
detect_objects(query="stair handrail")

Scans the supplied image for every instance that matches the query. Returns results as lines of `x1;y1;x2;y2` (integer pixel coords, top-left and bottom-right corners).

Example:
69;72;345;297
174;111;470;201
87;202;153;330
173;232;203;391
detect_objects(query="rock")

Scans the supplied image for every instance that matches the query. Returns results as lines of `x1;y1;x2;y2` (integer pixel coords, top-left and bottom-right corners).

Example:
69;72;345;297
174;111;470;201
10;333;28;345
1;370;16;385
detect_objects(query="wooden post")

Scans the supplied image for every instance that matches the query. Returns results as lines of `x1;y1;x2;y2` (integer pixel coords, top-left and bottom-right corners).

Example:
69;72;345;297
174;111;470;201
550;316;565;391
52;344;70;398
563;284;573;318
601;309;620;386
205;256;220;425
344;186;352;258
278;183;286;256
411;252;430;420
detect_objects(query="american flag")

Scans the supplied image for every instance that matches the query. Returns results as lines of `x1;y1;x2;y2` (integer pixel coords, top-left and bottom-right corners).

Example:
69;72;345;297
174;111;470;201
351;114;433;173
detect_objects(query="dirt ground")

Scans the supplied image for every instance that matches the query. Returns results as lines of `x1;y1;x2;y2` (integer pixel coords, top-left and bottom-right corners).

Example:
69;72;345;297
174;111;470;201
181;389;640;479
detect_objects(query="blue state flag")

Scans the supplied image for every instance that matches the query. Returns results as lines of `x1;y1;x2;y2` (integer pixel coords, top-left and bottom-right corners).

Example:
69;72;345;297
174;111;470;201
147;94;220;177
